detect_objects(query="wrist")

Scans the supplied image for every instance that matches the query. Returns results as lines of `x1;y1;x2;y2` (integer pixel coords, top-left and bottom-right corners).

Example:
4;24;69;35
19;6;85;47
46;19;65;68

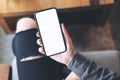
66;52;76;65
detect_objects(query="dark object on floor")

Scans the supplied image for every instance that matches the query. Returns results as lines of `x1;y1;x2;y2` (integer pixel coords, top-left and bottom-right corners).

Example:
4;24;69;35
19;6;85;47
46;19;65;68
109;0;120;51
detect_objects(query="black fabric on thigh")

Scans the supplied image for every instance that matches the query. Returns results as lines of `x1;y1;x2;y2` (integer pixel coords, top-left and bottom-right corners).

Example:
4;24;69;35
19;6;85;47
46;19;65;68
12;29;40;60
12;28;70;80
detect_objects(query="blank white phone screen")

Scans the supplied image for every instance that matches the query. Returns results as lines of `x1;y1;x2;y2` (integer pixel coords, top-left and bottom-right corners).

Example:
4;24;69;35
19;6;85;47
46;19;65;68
35;8;66;56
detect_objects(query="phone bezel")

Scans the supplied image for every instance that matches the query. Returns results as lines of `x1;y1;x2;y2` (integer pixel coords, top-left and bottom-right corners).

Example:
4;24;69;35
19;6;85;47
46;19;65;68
34;8;67;56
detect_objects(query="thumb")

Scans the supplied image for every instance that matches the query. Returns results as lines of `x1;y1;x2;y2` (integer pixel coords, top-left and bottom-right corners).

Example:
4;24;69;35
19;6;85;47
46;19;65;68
61;23;71;43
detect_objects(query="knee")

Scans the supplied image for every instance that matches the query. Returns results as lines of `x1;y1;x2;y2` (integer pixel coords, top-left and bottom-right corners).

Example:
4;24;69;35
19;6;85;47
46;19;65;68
16;17;37;33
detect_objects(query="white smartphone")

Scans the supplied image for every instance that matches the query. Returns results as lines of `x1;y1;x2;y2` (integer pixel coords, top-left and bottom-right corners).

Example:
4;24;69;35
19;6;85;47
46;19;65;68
34;8;67;56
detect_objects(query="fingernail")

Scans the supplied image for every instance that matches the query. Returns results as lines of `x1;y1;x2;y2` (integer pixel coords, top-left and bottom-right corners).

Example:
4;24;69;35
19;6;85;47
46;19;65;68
61;23;64;26
38;39;43;46
38;47;44;53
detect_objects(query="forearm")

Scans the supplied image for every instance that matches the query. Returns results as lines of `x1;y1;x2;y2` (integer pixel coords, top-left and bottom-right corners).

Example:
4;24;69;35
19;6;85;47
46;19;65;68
67;53;120;80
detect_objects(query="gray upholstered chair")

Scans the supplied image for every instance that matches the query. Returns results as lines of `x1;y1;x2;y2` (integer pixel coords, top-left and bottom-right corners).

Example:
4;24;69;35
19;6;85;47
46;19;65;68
12;50;120;80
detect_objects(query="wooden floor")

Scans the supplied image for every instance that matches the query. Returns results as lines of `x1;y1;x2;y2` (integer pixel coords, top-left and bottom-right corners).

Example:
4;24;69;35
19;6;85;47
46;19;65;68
68;21;116;52
83;22;116;51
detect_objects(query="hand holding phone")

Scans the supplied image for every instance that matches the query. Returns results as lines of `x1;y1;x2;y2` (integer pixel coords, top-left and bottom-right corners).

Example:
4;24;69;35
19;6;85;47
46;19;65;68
36;23;76;65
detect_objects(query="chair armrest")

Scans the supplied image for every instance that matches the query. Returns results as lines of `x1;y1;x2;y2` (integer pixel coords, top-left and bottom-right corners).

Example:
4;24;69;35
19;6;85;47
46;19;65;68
0;64;10;80
80;50;120;76
0;15;11;34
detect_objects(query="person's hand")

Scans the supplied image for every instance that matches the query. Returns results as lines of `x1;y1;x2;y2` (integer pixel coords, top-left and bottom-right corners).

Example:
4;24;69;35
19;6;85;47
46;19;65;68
36;23;76;65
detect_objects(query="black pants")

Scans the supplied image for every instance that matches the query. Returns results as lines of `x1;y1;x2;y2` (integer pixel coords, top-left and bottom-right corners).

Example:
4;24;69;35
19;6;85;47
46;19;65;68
12;29;71;80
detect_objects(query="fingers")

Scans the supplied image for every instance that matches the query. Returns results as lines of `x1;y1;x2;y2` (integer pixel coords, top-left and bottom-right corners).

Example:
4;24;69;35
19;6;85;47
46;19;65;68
38;47;44;54
37;39;42;46
37;39;44;54
36;32;40;38
36;32;45;54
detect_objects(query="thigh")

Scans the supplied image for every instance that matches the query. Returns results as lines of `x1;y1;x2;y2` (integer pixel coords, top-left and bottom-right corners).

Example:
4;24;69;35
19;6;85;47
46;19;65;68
12;29;67;80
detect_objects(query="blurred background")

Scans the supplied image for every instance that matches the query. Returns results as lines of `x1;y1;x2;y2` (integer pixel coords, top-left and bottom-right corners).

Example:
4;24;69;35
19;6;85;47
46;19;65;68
0;0;120;79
